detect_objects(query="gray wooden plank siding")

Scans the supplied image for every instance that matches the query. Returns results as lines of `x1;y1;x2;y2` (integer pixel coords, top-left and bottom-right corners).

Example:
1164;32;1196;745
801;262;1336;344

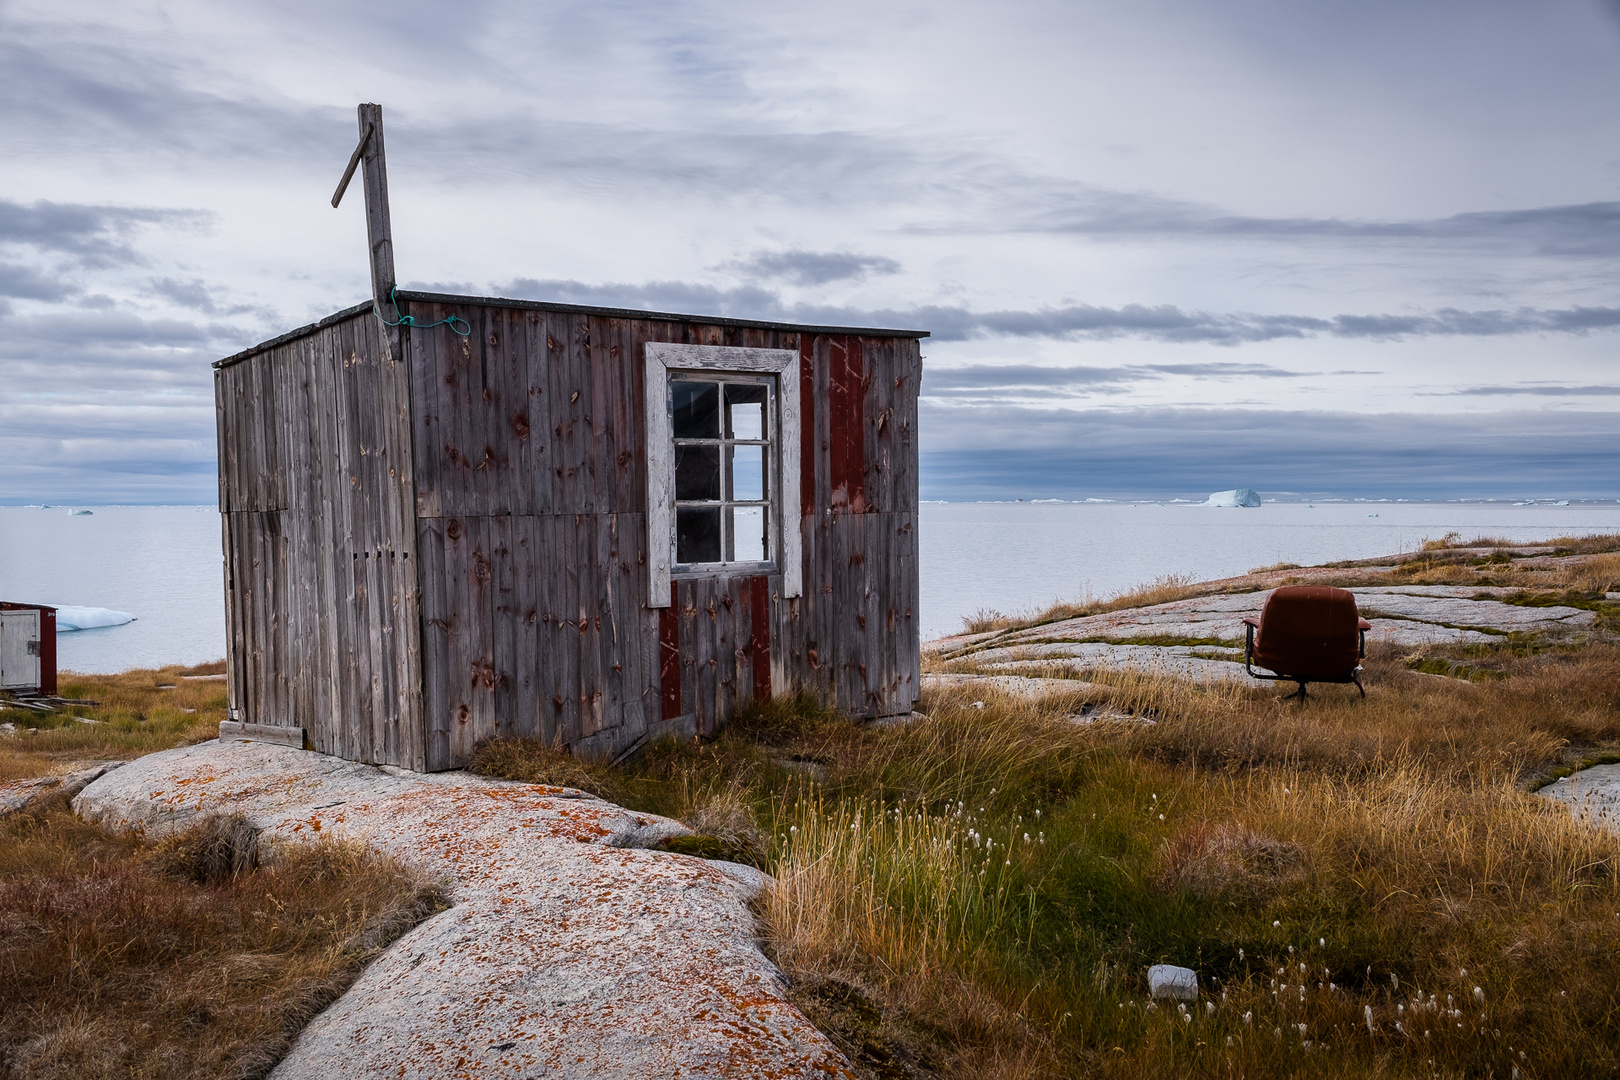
214;311;424;769
217;296;921;772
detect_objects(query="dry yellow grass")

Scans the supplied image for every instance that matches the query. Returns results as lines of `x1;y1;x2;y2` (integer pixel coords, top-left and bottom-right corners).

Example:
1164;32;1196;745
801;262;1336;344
963;573;1203;634
1;665;445;1079
749;665;1620;1077
463;622;1620;1079
0;662;226;779
0;801;445;1080
960;530;1620;638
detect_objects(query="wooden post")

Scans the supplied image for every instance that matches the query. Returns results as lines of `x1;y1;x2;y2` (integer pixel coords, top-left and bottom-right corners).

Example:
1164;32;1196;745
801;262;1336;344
356;103;397;315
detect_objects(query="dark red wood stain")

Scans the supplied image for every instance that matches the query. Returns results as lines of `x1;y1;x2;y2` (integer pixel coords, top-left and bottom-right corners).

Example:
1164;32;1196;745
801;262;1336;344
38;607;57;696
659;582;681;720
799;335;816;518
827;337;866;511
749;575;771;703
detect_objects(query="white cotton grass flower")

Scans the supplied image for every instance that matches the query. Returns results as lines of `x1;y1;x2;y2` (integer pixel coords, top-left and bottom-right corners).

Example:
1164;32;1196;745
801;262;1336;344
1474;986;1485;1003
1273;920;1281;928
1243;1011;1253;1025
1319;937;1326;947
1365;1005;1375;1035
1206;1001;1215;1015
1297;1023;1307;1036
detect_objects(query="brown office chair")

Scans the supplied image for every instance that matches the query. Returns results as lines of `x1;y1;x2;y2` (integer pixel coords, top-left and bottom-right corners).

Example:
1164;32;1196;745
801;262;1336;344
1242;586;1372;699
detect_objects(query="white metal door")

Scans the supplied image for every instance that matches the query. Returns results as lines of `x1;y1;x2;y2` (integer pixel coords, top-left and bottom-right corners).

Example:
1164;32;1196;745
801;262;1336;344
0;610;42;690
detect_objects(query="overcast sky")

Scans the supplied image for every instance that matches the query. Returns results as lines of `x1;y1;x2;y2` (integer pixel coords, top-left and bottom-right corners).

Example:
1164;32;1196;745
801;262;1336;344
3;0;1619;503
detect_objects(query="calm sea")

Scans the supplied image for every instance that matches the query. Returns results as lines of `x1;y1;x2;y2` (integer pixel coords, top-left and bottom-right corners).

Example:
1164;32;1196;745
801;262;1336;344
2;501;1617;673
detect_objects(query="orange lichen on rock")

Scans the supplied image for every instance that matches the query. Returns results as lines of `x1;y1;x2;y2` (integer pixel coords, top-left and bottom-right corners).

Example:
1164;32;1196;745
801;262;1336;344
74;740;848;1080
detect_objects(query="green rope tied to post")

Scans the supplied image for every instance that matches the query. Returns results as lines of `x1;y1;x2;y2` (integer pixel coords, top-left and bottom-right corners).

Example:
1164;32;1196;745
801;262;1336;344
375;286;472;336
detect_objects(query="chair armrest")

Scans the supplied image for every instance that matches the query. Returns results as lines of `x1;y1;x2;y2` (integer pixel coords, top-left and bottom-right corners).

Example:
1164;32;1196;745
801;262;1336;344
1242;616;1261;628
1357;618;1372;630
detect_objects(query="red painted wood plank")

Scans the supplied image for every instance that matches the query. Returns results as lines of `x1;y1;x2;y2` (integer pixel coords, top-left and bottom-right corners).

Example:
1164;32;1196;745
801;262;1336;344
659;582;681;720
799;334;816;518
827;336;866;512
749;575;771;704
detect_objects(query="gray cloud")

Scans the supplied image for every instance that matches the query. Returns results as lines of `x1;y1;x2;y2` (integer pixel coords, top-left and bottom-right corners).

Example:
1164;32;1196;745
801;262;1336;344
0;198;208;267
922;361;1307;397
0;262;74;301
722;249;902;286
919;405;1620;501
147;277;262;317
474;276;1620;345
931;189;1620;258
7;11;1619;274
487;277;785;319
1432;384;1620;397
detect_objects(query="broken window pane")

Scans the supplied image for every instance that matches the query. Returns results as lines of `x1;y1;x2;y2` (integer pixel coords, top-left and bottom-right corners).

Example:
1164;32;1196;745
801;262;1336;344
729;506;767;562
672;381;719;439
725;384;767;440
676;507;722;564
727;444;766;501
675;445;720;501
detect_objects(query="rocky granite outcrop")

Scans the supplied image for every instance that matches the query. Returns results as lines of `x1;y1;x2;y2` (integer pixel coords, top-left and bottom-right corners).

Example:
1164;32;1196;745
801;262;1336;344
927;585;1599;685
1539;764;1620;833
0;762;124;818
73;740;850;1080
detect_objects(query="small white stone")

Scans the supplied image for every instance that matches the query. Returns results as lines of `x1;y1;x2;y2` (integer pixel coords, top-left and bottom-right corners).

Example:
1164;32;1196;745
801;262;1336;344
1148;964;1199;1001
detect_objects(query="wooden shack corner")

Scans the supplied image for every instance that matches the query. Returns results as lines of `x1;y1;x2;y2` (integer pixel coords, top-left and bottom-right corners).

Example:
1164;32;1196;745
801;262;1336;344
214;293;925;771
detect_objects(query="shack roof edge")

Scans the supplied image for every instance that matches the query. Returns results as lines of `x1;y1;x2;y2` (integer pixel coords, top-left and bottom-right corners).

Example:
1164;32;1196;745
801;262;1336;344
214;291;930;370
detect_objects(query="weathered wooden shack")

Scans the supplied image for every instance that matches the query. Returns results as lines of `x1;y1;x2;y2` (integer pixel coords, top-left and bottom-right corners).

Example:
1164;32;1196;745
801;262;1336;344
214;293;925;770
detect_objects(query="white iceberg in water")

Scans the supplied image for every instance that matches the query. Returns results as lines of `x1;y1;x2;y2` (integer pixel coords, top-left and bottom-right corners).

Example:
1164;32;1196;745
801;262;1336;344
54;606;137;632
1205;488;1262;507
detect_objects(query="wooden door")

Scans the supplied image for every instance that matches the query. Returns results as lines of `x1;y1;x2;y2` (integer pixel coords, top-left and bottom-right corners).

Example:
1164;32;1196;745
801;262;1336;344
0;610;41;690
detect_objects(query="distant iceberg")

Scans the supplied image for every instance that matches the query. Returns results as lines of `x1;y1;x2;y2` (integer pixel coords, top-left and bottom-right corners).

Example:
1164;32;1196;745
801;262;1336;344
1204;488;1262;508
68;509;93;516
55;606;136;632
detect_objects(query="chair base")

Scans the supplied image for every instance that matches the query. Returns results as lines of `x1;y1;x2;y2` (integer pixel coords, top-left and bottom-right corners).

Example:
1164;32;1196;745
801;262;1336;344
1245;623;1366;700
1278;671;1364;701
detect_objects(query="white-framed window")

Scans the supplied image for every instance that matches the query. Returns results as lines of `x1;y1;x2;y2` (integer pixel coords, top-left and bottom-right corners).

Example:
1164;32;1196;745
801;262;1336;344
644;343;802;607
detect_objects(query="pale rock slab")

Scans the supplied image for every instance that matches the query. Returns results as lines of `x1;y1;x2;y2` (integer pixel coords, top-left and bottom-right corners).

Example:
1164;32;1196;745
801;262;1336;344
1148;964;1199;1001
928;584;1598;681
73;740;852;1080
1539;764;1620;832
979;644;1252;684
921;673;1104;700
0;762;124;818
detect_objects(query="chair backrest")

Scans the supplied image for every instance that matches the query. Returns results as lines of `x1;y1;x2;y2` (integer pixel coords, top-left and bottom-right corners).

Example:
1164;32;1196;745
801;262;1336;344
1253;586;1363;680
